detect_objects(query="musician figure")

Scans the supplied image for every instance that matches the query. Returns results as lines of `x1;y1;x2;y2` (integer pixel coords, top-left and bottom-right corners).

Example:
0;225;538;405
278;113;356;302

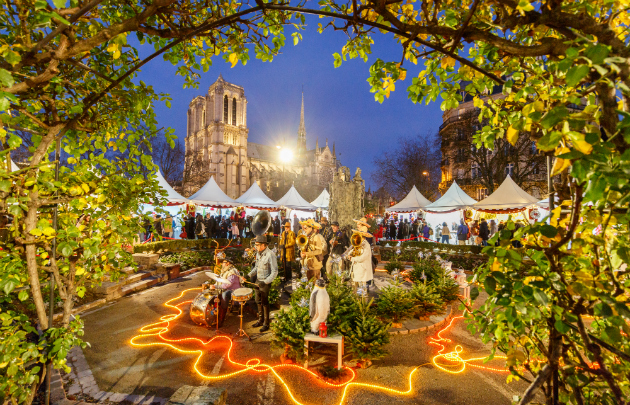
343;218;374;292
214;257;241;327
299;218;325;281
244;234;278;332
319;217;332;279
326;221;349;278
279;222;296;287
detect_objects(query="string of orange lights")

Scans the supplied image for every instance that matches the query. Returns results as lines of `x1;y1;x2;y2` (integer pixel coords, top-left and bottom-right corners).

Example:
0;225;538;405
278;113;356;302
129;287;511;405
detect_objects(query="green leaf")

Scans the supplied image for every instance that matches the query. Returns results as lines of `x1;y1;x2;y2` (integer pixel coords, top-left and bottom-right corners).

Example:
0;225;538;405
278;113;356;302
0;97;9;111
565;65;589;87
333;53;342;68
52;0;67;8
0;69;14;87
7;134;22;148
554;320;570;334
540;106;569;129
0;180;11;192
533;289;548;306
540;225;558;238
484;276;496;293
585;44;610;65
18;290;28;301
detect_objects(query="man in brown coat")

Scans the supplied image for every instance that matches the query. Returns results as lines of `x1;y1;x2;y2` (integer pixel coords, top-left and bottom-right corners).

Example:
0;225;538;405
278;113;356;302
299;219;324;281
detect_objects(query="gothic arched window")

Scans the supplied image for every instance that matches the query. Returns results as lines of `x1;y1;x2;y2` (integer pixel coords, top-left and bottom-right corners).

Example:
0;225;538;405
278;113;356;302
202;110;206;127
223;95;228;122
232;98;237;126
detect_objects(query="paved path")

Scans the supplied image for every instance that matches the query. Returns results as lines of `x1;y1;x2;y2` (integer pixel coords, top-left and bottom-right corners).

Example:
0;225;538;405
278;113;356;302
77;272;530;404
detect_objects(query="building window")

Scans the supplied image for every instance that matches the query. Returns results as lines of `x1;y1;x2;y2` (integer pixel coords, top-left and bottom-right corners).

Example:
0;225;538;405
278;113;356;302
232;98;237;126
223;95;228;122
505;163;514;176
478;188;487;200
201;110;206;127
533;165;540;175
471;163;479;178
457;128;465;141
456;148;466;163
531;141;537;155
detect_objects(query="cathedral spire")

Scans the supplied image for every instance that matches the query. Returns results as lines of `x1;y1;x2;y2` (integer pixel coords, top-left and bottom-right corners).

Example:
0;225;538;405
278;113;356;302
297;90;306;155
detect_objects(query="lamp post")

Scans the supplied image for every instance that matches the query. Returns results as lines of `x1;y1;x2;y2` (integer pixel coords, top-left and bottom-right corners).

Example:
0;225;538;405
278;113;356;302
276;145;294;193
422;171;429;197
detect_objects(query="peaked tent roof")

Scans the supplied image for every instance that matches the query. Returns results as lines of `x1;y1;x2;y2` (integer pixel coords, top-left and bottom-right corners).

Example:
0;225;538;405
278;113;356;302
10;159;19;172
189;176;239;207
155;168;189;205
236;182;278;209
276;185;317;211
386;186;432;212
423;181;477;213
311;189;330;209
473;175;539;212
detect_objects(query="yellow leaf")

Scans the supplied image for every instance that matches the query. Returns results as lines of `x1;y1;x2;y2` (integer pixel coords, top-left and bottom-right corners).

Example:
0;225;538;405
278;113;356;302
567;132;593;155
30;228;43;236
551;157;571;176
441;57;456;69
42;227;56;237
228;53;238;68
507;126;519;146
473;97;484;108
97;194;106;203
75;267;85;276
398;69;407;81
533;100;544;112
80;183;90;193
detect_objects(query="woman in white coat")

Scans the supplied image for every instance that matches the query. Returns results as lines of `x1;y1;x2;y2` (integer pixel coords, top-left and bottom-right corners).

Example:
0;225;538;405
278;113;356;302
343;218;374;290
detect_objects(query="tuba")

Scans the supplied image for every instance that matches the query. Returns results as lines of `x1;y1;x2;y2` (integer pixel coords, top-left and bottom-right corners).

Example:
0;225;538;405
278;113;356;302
244;210;272;262
296;234;309;250
350;232;364;257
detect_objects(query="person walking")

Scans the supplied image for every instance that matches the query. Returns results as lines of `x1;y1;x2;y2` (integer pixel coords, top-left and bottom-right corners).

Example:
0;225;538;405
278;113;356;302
479;218;490;246
273;216;281;237
293;214;300;234
389;220;396;241
441;222;450;244
489;219;497;237
195;213;205;239
457;220;469;245
422;222;431;240
471;220;480;245
163;215;172;239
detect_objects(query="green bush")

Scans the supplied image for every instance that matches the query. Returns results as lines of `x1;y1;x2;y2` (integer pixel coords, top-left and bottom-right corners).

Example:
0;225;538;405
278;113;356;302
408;256;443;283
134;237;279;254
410;283;444;315
341;298;390;362
325;275;358;335
289;277;315;307
432;276;460;303
268;276;282;306
159;251;214;269
376;282;416;322
384;260;404;274
270;305;310;361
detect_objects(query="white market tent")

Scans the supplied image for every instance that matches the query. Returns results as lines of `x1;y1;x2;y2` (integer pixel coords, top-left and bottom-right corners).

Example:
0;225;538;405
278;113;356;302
311;189;330;209
155;168;189;205
473;175;539;213
10;159;19;172
424;181;477;213
236;182;279;210
386;185;432;213
188;176;239;208
275;185;317;211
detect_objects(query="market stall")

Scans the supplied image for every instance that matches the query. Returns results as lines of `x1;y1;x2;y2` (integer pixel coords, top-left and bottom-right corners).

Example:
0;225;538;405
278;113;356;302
188;176;239;208
423;181;477;239
154;168;189;206
472;175;539;213
236;182;279;210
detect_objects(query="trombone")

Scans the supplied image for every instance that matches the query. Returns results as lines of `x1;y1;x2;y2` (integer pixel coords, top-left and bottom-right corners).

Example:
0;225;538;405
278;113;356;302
296;233;310;270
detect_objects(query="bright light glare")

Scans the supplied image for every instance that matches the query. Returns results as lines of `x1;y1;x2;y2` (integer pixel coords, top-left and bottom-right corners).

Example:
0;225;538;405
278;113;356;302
279;148;293;163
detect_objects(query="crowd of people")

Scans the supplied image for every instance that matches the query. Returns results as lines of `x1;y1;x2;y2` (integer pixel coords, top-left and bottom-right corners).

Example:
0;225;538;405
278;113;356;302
374;215;524;247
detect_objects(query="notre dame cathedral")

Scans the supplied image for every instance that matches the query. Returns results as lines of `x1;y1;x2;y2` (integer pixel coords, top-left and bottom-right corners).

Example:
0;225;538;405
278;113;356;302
184;74;339;200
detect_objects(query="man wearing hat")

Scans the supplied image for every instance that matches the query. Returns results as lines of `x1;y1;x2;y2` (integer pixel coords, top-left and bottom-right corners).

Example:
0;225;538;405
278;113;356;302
279;221;296;287
299;218;325;280
326;221;350;277
244;235;278;332
214;256;242;327
343;218;374;290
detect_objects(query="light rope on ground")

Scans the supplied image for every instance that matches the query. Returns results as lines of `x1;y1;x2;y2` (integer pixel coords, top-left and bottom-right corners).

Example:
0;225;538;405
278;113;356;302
129;288;511;405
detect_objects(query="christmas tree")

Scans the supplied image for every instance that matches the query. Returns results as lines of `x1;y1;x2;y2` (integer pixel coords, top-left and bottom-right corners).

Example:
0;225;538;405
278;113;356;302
325;274;358;335
376;281;416;322
341;298;390;364
270;304;310;362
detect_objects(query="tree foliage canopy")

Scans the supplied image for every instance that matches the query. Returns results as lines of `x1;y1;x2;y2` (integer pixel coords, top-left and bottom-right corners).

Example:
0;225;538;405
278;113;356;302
1;0;629;403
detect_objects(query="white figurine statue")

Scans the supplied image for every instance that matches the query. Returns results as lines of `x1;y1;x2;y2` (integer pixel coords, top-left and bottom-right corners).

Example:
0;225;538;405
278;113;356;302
309;279;330;334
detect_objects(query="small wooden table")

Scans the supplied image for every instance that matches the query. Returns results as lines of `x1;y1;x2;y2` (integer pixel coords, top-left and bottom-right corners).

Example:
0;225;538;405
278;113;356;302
303;333;344;370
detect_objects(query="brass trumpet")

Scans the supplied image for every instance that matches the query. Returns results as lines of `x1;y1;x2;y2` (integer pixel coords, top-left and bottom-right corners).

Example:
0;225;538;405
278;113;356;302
350;232;364;257
296;234;309;250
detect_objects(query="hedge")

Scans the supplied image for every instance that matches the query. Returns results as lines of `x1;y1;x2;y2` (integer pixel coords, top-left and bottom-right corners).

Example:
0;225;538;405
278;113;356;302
379;240;484;255
133;237;279;254
380;243;484;261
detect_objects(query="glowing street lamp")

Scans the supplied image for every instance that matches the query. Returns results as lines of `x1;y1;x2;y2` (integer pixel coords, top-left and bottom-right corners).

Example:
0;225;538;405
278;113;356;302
277;146;294;191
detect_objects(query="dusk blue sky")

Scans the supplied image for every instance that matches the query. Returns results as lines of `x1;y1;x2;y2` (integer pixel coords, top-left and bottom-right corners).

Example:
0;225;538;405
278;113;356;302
133;16;445;189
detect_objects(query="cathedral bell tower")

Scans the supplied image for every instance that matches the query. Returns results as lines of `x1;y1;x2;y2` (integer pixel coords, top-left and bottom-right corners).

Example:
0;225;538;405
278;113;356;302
297;91;307;156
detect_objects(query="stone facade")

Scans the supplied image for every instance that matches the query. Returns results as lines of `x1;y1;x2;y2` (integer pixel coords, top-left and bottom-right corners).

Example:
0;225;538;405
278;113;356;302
185;75;339;199
329;167;365;229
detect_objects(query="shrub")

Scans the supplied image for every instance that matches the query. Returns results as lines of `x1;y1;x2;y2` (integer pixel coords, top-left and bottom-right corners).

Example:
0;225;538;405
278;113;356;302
376;282;416;322
341;298;390;362
432;276;460;303
268;276;282;306
384;260;404;274
159;251;214;269
325;275;358;335
270;305;310;361
133;237;279;254
408;256;443;283
410;283;444;316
